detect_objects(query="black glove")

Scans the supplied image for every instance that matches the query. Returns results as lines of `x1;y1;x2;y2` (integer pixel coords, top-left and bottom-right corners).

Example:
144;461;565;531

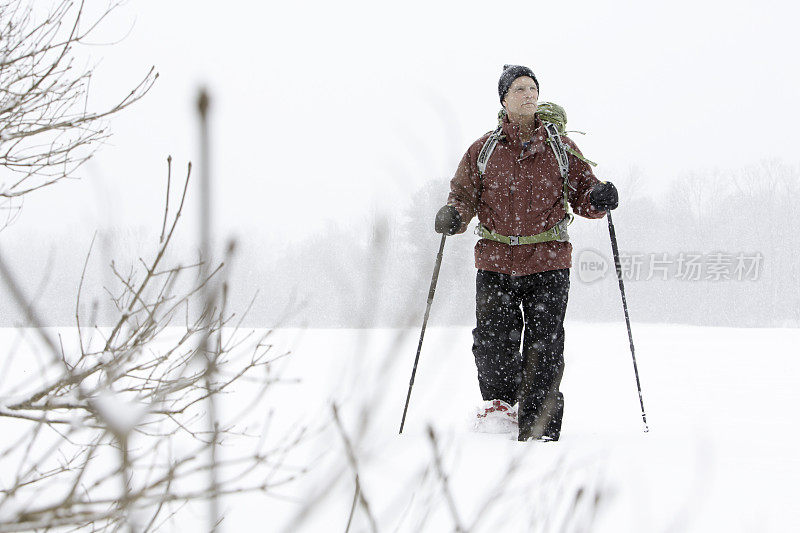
589;181;619;211
434;205;462;235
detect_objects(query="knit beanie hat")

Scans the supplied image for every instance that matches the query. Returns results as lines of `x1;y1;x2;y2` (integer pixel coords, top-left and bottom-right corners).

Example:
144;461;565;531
498;64;539;103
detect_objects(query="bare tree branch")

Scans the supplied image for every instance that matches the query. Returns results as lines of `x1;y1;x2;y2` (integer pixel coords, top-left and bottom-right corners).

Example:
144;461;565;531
0;0;157;231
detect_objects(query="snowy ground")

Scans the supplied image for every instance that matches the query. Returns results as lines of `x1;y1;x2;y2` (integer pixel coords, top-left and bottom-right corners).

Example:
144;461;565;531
215;323;800;532
2;323;799;531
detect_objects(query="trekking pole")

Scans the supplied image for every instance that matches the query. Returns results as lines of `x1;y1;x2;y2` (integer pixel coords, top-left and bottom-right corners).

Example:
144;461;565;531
399;234;447;434
606;211;649;433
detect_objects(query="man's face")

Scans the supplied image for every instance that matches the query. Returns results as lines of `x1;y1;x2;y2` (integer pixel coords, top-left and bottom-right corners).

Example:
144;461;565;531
502;76;539;118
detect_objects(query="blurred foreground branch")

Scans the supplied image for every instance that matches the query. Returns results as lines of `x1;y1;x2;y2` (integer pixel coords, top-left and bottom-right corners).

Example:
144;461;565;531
0;159;300;532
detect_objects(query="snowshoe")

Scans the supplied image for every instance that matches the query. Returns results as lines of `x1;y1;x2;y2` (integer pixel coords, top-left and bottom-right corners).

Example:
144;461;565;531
473;399;518;434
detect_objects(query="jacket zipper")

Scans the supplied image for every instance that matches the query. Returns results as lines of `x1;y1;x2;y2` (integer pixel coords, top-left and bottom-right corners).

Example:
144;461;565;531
510;148;519;275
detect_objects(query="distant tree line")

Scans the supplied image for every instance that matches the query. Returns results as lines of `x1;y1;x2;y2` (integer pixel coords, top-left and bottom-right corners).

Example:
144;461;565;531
248;159;800;328
2;161;798;329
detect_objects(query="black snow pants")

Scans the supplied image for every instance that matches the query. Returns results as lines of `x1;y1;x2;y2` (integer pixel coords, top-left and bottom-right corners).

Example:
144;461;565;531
472;269;569;441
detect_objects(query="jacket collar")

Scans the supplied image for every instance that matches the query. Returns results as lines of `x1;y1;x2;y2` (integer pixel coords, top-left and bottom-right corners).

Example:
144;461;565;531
500;114;547;158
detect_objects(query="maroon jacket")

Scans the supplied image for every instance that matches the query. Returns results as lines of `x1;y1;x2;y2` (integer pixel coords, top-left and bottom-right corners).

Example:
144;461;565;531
447;115;606;276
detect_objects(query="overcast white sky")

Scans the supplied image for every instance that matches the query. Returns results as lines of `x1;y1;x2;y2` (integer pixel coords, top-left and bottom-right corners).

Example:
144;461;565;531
7;0;800;245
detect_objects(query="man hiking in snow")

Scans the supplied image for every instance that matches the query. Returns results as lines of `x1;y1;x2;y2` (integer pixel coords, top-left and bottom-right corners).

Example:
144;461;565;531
434;65;619;442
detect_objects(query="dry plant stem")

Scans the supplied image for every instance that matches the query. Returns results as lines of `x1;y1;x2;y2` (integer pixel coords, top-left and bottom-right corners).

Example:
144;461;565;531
11;461;302;520
75;231;98;359
116;433;135;533
331;404;378;533
62;436;101;507
467;455;521;531
389;465;426;533
426;425;466;533
344;483;360;533
102;162;192;353
160;155;172;243
528;394;558;442
6;423;44;499
140;466;175;533
195;86;221;532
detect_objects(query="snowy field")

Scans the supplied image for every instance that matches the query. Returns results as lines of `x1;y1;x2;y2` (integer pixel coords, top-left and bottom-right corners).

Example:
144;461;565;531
2;323;799;532
218;323;800;532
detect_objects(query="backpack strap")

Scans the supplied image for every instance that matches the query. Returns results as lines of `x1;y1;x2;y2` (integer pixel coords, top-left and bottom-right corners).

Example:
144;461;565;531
475;126;503;209
543;122;576;224
477;126;503;177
